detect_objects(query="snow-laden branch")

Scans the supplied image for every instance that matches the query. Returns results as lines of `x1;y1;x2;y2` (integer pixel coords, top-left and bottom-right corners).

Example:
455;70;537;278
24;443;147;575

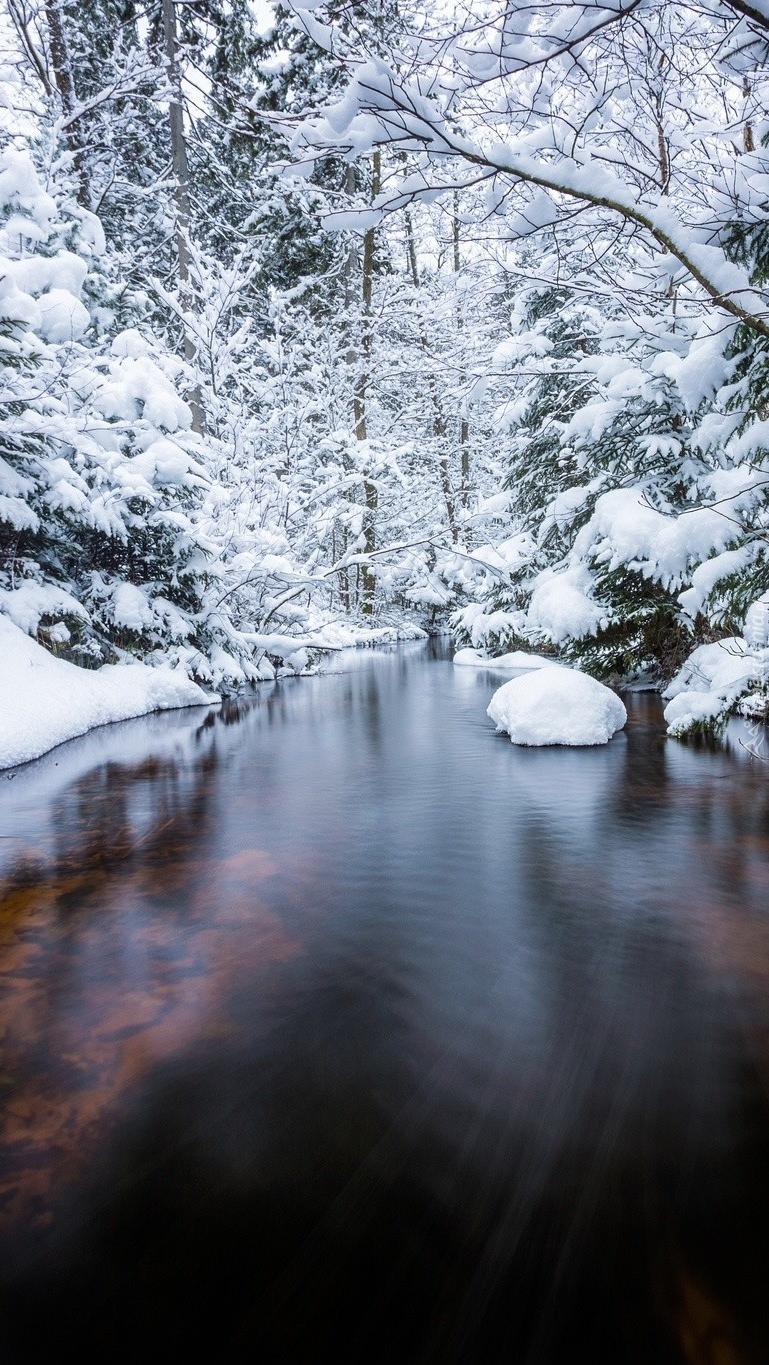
723;0;769;32
281;4;769;340
54;48;165;133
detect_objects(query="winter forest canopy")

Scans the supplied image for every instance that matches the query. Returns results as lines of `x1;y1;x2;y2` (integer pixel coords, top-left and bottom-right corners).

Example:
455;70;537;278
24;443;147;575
3;0;769;736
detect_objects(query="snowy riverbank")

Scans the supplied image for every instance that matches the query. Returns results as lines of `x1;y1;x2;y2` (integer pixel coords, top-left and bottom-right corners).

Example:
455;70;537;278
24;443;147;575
0;615;431;770
0;615;217;769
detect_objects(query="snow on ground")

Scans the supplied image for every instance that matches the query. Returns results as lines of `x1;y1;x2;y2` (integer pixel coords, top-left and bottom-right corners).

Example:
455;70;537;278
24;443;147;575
0;615;217;769
663;637;768;734
487;667;627;746
310;621;429;649
453;647;557;672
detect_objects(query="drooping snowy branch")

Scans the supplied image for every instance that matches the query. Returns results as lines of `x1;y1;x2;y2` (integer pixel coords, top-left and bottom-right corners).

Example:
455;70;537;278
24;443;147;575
284;2;769;338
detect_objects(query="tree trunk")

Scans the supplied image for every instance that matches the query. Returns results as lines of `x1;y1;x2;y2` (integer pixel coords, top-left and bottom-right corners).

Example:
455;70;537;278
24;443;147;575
744;77;755;153
43;0;90;207
350;153;381;615
161;0;205;434
405;206;459;540
453;194;471;508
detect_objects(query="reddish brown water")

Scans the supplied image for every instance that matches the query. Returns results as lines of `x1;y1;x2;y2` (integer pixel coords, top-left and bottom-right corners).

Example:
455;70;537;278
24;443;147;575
2;641;769;1362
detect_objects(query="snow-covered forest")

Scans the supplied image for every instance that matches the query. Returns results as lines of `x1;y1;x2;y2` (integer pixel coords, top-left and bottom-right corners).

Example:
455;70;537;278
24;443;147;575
3;0;769;740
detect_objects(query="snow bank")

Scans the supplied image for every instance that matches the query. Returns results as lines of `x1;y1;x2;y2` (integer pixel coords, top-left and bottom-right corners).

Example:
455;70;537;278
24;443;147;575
0;615;217;769
663;637;764;735
453;647;557;672
303;621;428;650
487;667;627;747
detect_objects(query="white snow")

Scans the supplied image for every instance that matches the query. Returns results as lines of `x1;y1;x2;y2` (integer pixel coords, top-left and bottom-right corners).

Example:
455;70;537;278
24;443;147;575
527;567;606;644
678;547;752;619
132;438;205;488
92;355;192;431
110;582;156;632
453;647;557;671
0;614;218;769
0;581;88;635
284;647;309;674
663;637;762;734
10;251;88;298
572;487;734;588
111;328;152;358
487;667;627;747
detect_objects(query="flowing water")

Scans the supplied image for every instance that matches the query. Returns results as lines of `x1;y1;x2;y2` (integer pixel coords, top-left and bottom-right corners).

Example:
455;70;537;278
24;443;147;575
2;641;769;1363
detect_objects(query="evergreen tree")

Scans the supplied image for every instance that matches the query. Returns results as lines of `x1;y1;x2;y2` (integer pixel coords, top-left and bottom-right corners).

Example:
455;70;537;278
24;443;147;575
0;142;265;684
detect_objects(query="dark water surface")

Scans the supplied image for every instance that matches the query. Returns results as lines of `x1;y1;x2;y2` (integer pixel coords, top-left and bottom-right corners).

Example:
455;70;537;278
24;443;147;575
2;641;769;1363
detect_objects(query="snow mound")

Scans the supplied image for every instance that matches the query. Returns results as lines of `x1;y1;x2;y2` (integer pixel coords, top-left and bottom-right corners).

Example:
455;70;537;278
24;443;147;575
0;614;218;769
453;647;558;672
487;668;627;747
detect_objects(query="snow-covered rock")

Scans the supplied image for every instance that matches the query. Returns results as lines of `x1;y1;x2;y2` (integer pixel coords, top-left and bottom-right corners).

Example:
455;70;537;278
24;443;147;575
487;667;627;746
0;614;218;769
453;647;558;671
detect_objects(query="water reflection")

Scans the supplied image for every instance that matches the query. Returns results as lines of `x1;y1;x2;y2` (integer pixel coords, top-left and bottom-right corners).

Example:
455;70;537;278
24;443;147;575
1;645;769;1362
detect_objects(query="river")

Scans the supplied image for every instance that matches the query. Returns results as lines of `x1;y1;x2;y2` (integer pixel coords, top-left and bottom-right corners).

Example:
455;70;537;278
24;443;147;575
1;641;769;1363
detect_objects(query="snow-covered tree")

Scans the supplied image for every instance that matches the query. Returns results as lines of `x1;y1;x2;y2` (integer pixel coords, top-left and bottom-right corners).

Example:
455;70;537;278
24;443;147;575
275;0;769;719
0;142;274;684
